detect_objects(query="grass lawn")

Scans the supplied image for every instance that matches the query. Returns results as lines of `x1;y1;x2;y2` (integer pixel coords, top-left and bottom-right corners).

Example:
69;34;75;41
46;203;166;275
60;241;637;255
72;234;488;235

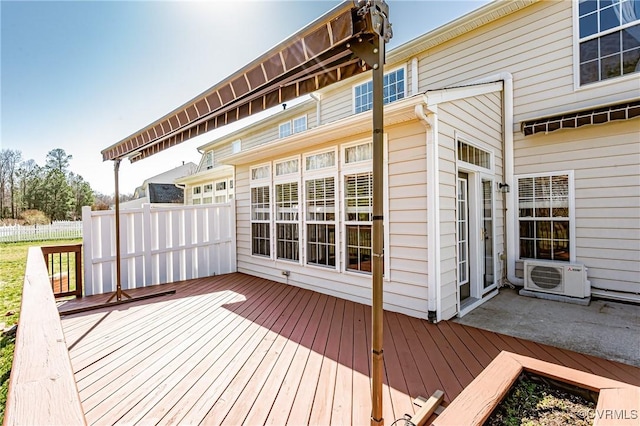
0;238;82;423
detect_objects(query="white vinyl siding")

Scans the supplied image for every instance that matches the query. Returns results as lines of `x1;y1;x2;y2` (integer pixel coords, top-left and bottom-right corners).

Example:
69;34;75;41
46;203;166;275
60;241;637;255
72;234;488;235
437;93;505;320
235;125;432;320
514;119;639;295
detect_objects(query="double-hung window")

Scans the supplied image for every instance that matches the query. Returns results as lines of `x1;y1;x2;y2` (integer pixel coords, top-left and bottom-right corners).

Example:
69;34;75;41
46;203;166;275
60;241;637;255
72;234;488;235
517;172;573;262
343;142;374;273
354;67;405;113
279;115;307;138
274;158;300;262
304;150;337;268
251;164;271;257
578;0;640;85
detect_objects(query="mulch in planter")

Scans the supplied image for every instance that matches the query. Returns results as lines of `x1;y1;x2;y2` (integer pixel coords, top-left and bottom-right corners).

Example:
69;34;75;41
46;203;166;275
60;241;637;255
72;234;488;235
484;372;598;426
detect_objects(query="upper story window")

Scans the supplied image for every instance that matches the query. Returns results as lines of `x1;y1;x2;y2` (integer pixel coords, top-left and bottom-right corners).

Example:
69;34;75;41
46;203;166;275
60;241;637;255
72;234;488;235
578;0;640;85
231;140;242;154
202;151;214;170
354;67;405;114
279;115;307;138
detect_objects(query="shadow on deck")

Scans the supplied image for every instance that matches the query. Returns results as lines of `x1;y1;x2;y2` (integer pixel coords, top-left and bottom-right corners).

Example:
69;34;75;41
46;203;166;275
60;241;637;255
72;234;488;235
58;273;640;425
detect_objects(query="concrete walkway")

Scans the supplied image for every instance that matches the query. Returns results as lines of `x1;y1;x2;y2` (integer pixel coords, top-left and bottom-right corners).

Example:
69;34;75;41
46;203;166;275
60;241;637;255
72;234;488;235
454;288;640;367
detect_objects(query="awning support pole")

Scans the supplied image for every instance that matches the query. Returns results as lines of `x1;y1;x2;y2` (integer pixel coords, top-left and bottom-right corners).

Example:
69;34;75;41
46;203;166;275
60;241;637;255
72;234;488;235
107;158;131;303
370;29;385;426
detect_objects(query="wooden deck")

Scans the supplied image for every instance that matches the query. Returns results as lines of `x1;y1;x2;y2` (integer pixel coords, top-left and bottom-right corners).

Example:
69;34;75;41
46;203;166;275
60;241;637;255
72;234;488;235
58;273;640;425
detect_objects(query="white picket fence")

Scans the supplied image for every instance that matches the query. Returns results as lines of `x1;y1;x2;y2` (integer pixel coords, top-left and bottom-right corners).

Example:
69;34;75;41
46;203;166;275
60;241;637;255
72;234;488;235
0;221;83;243
81;203;237;296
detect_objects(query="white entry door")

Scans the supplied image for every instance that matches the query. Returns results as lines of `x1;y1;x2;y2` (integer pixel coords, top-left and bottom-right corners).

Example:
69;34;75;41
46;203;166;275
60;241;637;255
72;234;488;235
457;171;496;311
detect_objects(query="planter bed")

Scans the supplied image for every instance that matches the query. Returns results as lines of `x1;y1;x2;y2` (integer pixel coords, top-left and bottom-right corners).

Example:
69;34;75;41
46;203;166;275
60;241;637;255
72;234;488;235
433;351;640;426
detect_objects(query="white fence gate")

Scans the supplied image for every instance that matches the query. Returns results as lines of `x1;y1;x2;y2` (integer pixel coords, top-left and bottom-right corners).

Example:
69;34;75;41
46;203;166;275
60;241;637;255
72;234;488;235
81;203;236;296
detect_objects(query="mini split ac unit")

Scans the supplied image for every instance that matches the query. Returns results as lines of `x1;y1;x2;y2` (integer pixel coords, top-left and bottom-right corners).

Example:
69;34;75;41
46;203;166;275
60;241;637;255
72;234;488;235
524;260;590;298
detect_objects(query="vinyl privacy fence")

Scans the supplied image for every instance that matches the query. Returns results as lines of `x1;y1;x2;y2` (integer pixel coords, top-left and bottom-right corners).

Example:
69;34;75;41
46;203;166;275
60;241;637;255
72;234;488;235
82;203;236;296
0;221;83;243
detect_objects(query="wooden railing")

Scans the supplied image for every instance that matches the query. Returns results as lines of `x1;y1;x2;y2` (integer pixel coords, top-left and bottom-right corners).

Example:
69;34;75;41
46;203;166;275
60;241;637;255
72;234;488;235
41;244;83;298
3;247;86;425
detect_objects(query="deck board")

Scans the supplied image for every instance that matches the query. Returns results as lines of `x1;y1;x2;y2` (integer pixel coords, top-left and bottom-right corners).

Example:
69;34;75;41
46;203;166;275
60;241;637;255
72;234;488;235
58;273;640;425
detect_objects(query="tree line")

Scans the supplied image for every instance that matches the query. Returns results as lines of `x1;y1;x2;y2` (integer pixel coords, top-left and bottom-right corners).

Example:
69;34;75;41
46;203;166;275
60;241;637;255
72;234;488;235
0;148;114;223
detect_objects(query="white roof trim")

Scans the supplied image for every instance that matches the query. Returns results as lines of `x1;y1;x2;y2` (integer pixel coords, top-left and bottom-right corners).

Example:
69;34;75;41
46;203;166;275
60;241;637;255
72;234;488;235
174;165;234;185
423;81;503;107
223;81;503;165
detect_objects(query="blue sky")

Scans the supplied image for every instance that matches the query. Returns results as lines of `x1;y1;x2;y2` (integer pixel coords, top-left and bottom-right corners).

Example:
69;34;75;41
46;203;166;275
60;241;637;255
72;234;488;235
1;0;488;194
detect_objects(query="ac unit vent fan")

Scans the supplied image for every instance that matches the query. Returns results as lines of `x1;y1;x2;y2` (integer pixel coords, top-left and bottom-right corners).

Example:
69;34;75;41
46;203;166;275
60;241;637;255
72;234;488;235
530;265;562;290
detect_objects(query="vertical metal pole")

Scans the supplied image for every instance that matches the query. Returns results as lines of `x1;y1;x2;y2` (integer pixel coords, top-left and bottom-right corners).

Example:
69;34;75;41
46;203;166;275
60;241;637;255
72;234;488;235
113;158;123;302
371;31;385;426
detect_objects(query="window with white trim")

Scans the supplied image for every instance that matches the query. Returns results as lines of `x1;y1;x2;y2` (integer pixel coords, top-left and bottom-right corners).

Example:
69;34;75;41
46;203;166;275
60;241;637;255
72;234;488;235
274;159;300;261
215;180;227;203
517;173;572;261
275;182;299;261
279;115;307;138
201;151;214;171
305;150;336;171
306;176;336;268
354;67;405;113
231;140;241;154
251;164;271;257
578;0;640;85
344;172;373;272
343;141;376;273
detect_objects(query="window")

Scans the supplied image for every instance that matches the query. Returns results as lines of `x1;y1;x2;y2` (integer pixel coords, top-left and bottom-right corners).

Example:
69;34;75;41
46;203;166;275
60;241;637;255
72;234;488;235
202;151;214;170
204;184;213;193
193;186;202;195
216;181;226;191
306;177;336;267
345;142;373;164
275;182;300;261
354;68;405;113
517;173;572;261
578;0;640;85
231;140;241;154
276;159;299;176
251;186;271;257
344;172;373;272
457;140;491;169
279;115;307;138
251;165;270;181
305;151;336;171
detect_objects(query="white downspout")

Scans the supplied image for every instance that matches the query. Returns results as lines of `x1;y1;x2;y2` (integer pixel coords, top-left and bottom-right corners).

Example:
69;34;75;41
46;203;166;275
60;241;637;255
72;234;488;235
415;103;441;322
464;71;520;285
310;93;322;127
411;58;419;96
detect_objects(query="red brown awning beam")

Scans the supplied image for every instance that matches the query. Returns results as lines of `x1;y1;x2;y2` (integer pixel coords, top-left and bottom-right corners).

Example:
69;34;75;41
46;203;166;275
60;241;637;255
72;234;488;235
102;0;382;163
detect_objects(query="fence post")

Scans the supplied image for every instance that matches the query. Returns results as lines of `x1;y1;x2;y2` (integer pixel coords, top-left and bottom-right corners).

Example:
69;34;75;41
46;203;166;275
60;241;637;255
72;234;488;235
82;206;93;296
143;204;153;286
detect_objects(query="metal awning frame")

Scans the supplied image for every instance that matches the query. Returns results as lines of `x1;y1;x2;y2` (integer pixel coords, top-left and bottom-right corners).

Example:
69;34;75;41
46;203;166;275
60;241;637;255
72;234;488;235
101;2;398;424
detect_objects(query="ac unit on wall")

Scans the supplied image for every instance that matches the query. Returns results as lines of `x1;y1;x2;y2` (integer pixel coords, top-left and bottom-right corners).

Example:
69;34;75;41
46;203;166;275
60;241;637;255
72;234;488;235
524;260;590;298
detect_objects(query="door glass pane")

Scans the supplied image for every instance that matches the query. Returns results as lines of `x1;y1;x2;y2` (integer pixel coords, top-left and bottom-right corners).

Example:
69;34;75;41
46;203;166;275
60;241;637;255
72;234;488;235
483;179;494;289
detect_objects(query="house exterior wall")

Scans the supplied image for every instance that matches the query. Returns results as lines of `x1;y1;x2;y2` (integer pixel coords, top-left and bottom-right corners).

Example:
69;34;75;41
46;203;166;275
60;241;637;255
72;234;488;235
514;119;640;295
436;91;505;319
190;0;639;314
235;121;434;319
